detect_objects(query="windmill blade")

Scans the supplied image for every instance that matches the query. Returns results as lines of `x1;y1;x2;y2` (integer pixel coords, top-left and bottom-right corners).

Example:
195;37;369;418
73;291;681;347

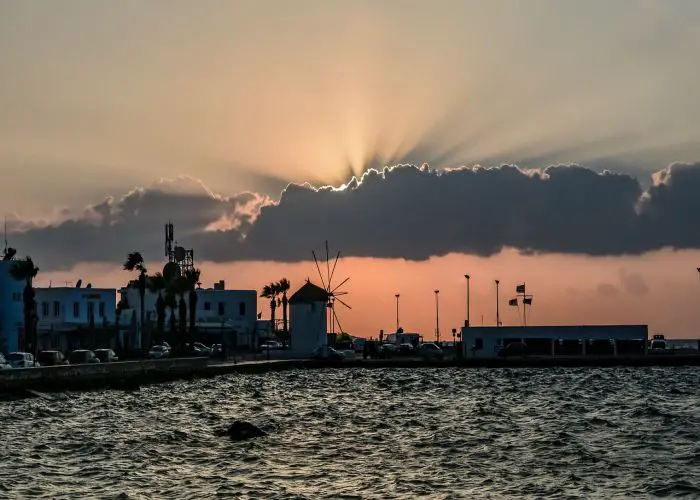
312;250;328;291
335;297;352;310
334;291;349;296
325;241;331;289
332;308;345;334
329;251;341;287
332;277;350;294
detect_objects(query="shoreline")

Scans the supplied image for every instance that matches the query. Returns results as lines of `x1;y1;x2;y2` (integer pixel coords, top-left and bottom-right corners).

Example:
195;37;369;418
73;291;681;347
1;354;699;397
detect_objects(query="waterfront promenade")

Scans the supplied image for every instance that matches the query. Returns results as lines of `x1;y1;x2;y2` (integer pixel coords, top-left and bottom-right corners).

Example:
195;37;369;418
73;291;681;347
1;354;700;397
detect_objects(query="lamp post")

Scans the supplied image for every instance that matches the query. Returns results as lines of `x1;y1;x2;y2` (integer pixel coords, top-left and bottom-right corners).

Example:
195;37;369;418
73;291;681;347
395;293;400;332
464;274;470;327
434;290;440;343
495;280;501;327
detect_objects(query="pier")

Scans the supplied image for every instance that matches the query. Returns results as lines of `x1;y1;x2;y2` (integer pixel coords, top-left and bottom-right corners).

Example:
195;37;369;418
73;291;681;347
2;354;700;397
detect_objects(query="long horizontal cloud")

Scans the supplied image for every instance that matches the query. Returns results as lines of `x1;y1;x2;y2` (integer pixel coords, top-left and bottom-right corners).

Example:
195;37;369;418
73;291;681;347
7;162;700;270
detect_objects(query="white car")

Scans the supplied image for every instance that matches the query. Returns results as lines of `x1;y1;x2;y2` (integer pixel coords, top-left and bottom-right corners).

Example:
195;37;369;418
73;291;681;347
148;345;170;359
260;341;282;350
0;353;11;369
6;352;40;368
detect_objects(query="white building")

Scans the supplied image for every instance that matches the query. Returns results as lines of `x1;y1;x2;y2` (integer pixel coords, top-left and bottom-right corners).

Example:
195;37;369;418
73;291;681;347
288;280;328;357
35;286;117;331
119;280;258;348
0;260;25;354
461;324;649;358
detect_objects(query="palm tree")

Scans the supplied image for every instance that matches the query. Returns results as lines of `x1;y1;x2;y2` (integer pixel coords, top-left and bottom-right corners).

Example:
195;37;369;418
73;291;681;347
147;273;167;344
277;278;291;345
123;252;148;349
165;290;177;346
260;282;279;338
115;299;123;351
9;256;39;354
184;268;201;341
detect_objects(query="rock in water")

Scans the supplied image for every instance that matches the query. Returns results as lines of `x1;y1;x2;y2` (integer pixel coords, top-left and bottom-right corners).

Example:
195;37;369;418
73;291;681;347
217;421;267;441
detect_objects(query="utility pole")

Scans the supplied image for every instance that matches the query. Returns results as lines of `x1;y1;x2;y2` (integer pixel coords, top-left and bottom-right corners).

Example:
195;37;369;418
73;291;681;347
495;280;501;327
434;290;440;343
465;274;470;327
395;293;400;332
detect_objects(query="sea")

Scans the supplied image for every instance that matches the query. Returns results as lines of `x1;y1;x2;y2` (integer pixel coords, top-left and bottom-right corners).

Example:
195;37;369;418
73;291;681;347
1;367;699;499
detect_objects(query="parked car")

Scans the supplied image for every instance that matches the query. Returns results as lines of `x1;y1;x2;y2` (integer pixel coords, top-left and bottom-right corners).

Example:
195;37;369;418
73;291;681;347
6;352;40;368
0;353;11;369
69;350;100;365
148;345;170;359
311;345;345;360
418;343;444;360
192;342;212;355
38;350;69;366
260;340;282;351
94;349;119;363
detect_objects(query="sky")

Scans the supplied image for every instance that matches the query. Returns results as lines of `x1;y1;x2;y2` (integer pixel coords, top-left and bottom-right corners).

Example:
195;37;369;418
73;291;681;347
2;1;700;338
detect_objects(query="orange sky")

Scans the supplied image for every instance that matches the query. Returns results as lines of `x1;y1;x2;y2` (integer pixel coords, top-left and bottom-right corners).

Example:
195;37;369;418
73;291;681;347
37;248;700;340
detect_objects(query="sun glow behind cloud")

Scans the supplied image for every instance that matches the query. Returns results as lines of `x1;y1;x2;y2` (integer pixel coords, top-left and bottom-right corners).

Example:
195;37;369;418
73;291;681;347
1;0;700;216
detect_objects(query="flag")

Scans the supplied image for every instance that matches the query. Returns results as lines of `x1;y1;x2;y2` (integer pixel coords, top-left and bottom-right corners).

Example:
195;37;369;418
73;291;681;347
508;298;518;306
523;297;533;305
257;312;262;319
516;284;526;294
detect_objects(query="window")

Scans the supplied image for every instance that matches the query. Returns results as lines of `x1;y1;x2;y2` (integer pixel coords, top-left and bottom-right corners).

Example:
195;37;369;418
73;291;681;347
204;301;211;311
53;301;60;317
87;302;95;321
474;338;484;350
12;292;21;302
218;302;225;316
239;302;246;316
73;302;80;318
42;302;49;317
99;302;105;317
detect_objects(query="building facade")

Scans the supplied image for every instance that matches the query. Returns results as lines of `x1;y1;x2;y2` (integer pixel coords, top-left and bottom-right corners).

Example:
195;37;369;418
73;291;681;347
0;260;25;354
119;280;258;348
461;324;649;358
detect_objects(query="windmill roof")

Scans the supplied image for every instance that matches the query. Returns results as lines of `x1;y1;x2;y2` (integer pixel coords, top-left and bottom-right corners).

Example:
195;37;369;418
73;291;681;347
289;280;328;304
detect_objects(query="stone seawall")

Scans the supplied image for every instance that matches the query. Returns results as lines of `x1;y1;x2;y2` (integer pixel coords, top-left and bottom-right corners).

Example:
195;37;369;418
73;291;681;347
0;357;210;392
2;354;699;396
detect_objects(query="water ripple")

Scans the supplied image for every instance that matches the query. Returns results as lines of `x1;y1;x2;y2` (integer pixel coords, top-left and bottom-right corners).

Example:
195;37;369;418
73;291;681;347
1;367;699;498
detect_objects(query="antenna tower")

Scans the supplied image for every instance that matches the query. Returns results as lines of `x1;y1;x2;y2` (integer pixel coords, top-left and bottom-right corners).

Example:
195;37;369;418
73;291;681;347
312;241;351;341
164;221;195;274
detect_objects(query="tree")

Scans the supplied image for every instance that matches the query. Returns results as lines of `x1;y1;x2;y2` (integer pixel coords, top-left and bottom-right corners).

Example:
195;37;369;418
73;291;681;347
147;273;167;344
260;283;279;338
9;256;39;354
123;252;148;349
277;278;291;345
184;268;201;341
115;299;123;351
165;289;177;345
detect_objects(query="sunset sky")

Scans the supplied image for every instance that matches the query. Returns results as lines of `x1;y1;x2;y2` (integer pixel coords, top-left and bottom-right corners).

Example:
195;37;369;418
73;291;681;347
2;1;700;338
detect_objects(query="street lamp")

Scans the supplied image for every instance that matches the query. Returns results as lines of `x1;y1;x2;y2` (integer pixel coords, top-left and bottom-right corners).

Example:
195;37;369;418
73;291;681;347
395;293;400;332
464;274;470;327
495;279;501;327
434;290;440;343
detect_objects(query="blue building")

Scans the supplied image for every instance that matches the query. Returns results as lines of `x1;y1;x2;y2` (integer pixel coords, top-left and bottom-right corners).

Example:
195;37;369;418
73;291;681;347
0;260;25;354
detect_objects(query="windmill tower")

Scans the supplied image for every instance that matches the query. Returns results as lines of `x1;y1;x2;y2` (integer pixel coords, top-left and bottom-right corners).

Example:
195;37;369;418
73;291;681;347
312;241;351;345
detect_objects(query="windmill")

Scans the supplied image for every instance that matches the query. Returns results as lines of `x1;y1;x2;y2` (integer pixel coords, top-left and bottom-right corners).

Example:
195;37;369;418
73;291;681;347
312;241;351;341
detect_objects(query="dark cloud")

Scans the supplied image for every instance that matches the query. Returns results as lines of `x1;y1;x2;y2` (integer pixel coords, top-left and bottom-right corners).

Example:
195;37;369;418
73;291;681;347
7;162;700;271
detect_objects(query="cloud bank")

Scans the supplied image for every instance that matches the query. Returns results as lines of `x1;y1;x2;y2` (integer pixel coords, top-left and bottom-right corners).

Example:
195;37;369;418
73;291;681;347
7;162;700;270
